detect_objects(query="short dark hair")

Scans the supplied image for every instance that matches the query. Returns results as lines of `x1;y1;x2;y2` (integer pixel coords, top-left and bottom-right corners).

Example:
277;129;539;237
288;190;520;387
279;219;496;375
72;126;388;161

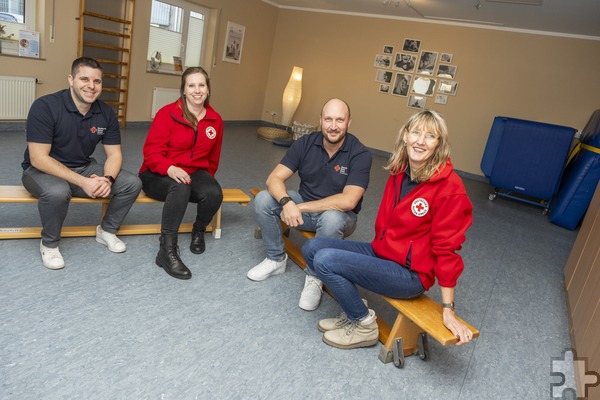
71;57;103;77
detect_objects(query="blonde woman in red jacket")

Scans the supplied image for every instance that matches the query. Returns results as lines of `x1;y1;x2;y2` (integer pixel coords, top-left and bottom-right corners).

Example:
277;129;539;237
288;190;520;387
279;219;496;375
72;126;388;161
139;67;223;280
302;110;474;349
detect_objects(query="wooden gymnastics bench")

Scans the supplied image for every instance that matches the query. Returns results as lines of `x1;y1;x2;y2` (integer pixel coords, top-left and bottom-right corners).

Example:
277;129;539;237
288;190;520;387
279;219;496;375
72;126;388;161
0;185;251;240
249;188;480;368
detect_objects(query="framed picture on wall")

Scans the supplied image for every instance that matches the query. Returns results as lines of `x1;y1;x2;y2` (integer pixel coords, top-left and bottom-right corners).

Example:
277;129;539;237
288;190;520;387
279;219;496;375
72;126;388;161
411;76;436;96
417;51;438;75
436;64;457;79
375;69;393;84
383;45;394;54
374;54;392;69
393;53;416;73
402;38;421;53
392;73;412;97
379;84;391;94
435;94;448;105
438;79;459;95
223;21;245;64
408;95;426;109
440;53;453;63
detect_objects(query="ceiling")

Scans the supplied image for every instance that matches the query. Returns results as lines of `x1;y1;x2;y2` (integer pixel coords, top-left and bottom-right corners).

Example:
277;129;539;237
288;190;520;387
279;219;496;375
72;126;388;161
263;0;600;38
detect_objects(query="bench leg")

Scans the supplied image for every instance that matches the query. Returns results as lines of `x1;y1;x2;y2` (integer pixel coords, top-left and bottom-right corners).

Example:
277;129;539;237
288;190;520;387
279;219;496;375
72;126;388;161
378;313;424;364
210;207;222;239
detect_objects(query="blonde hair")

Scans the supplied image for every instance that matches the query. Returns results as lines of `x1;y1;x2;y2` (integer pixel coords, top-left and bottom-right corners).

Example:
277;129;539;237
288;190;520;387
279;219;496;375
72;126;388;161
385;109;451;182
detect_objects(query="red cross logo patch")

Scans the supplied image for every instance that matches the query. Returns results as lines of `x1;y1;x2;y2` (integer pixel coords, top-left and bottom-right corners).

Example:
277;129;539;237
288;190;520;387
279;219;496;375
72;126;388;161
411;198;429;217
206;126;216;139
90;127;97;134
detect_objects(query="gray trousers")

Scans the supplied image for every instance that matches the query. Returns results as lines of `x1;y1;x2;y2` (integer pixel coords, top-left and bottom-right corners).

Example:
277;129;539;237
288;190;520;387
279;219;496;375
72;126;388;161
22;159;142;247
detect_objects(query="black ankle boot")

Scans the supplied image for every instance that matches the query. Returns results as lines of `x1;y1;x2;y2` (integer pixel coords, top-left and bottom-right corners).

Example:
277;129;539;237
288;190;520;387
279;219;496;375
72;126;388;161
156;234;191;280
190;228;206;254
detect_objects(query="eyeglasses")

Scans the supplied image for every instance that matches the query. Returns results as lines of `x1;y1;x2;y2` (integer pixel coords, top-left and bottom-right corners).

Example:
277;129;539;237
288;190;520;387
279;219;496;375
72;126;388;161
408;130;438;143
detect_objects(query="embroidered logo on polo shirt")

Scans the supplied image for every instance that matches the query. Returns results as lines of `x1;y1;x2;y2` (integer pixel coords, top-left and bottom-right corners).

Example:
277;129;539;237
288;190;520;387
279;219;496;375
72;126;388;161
206;126;216;139
334;165;348;175
411;198;429;217
90;127;106;136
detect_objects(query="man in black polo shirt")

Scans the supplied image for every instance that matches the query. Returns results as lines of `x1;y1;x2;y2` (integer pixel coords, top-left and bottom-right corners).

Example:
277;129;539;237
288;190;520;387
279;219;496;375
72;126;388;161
248;98;372;311
21;57;142;270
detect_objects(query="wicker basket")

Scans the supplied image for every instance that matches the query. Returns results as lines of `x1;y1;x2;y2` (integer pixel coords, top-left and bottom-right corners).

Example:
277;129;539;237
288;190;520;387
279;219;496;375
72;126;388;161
257;127;291;142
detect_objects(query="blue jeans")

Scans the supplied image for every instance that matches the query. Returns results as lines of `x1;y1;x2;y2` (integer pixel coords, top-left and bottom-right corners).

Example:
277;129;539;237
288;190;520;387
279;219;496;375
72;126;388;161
302;237;425;321
22;160;142;247
253;190;357;261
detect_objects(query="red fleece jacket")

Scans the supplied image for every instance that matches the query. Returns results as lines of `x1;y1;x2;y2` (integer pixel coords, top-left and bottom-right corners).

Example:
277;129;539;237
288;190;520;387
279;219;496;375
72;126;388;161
371;159;473;290
140;99;223;176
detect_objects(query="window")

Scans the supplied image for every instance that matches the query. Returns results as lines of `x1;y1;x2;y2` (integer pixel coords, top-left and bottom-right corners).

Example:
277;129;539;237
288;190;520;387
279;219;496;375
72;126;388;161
0;0;36;56
147;0;209;74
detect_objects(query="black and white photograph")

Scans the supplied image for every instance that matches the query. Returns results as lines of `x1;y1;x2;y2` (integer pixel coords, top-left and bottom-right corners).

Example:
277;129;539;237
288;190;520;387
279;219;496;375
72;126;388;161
440;53;453;63
408;95;426;109
402;38;421;53
375;69;393;84
374;54;392;69
392;73;412;97
438;79;459;95
417;51;438;75
222;21;245;64
436;64;457;79
411;76;436;96
379;84;390;94
393;52;416;73
435;94;448;104
383;45;394;54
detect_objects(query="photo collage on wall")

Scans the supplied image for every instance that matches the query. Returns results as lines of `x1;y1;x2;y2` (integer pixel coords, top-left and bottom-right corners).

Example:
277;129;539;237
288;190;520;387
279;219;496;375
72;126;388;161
374;39;459;109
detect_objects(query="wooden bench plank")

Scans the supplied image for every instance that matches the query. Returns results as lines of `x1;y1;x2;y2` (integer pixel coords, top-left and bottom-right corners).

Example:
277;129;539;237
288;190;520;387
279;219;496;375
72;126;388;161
249;188;480;365
0;185;250;240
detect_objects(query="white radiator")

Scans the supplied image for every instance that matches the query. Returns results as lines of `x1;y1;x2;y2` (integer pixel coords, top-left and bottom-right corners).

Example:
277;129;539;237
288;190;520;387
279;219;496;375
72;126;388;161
151;87;180;118
0;76;36;120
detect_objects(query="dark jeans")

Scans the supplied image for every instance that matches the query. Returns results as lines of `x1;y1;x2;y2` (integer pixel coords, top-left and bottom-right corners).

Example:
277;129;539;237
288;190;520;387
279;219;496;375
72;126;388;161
302;237;425;321
140;169;223;235
22;160;142;247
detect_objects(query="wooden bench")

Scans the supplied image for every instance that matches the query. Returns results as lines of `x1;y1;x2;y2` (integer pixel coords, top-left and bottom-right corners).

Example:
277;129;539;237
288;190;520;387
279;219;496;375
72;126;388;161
249;188;480;368
0;185;251;240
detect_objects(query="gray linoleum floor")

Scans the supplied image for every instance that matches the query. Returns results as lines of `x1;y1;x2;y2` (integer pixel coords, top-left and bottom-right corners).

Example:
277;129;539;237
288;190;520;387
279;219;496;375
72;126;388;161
0;124;578;400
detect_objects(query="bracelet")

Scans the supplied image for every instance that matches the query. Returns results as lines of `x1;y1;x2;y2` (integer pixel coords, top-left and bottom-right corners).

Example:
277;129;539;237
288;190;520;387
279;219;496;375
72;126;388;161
442;302;455;311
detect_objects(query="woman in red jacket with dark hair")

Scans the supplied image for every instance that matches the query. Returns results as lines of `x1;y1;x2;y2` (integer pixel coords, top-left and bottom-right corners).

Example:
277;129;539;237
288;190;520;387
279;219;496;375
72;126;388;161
140;67;223;280
302;110;474;350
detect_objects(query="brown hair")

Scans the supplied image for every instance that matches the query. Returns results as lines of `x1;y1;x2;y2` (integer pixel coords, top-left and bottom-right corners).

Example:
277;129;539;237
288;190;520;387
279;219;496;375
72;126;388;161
71;57;103;76
180;66;211;128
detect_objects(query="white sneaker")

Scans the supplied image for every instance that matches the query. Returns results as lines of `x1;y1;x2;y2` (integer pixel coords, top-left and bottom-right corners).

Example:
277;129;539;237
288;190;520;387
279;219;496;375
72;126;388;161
40;240;65;270
247;255;287;281
96;225;126;253
298;275;323;311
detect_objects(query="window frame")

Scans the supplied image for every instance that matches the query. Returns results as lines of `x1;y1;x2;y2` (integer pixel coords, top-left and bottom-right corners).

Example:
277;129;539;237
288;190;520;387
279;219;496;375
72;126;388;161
146;0;211;75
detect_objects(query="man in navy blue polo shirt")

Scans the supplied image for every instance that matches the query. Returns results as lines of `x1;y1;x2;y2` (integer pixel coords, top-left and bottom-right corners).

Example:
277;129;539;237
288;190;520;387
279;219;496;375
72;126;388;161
248;98;372;311
21;57;142;270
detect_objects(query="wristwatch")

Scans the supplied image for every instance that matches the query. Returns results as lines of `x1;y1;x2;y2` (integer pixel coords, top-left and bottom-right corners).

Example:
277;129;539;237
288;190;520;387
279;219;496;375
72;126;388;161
279;196;293;206
105;175;115;185
442;302;455;311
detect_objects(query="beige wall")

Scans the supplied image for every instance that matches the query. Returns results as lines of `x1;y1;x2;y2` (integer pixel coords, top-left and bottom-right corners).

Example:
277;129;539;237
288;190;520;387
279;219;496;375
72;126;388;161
2;2;600;176
127;0;278;121
0;0;278;121
262;9;600;176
